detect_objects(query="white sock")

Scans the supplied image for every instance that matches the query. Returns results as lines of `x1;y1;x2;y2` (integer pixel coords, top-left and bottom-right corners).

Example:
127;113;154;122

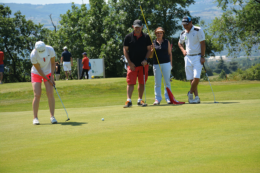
127;98;131;102
138;98;142;102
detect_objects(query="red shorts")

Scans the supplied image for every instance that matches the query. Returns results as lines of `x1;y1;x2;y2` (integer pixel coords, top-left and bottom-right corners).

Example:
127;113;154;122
31;73;51;83
126;65;149;85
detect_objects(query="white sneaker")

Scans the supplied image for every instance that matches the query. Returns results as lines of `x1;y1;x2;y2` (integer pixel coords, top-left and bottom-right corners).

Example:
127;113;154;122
166;99;171;104
50;116;58;124
33;118;40;125
193;96;200;104
187;91;194;103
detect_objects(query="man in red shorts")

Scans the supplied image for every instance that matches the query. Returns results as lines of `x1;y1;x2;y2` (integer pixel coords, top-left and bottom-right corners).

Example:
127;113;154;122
0;50;4;84
123;19;152;108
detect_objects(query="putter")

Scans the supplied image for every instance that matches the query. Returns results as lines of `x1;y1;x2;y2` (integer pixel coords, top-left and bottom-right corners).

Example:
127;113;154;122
143;66;147;105
53;85;70;121
203;64;218;103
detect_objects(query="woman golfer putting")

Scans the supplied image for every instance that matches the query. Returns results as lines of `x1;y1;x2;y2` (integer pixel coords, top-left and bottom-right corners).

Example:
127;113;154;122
30;41;57;125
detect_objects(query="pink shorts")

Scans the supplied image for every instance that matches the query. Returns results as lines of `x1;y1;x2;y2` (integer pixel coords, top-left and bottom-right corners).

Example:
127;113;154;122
31;73;51;83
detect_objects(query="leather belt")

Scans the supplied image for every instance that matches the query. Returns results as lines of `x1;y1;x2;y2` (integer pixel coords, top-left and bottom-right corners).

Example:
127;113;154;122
187;53;201;56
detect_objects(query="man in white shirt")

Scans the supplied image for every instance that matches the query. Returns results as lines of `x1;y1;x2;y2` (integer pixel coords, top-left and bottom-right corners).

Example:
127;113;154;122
30;41;58;125
178;16;206;104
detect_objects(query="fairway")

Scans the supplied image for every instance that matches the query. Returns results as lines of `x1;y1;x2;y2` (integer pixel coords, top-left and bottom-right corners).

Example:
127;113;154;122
0;78;260;172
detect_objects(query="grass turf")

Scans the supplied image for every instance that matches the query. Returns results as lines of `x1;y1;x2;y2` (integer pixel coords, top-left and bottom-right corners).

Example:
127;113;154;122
0;77;260;172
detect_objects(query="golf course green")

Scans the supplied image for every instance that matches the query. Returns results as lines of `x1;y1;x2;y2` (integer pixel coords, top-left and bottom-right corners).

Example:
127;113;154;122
0;77;259;172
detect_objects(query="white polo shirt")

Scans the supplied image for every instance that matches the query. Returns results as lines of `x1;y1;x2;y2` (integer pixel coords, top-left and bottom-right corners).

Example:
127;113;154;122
30;45;55;75
179;26;205;55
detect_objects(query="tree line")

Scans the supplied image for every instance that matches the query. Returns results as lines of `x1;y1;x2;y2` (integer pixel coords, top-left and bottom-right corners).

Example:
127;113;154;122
1;0;259;83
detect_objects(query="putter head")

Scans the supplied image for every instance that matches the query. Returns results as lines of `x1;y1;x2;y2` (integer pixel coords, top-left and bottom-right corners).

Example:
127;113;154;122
66;118;70;121
214;101;219;103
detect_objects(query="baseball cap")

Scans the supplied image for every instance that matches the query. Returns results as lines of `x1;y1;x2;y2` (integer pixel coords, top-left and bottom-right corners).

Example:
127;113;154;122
35;41;48;58
82;52;87;55
182;16;191;25
133;20;143;28
63;46;68;50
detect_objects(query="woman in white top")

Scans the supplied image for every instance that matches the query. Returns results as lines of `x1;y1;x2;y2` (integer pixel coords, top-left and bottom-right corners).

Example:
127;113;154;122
30;41;57;125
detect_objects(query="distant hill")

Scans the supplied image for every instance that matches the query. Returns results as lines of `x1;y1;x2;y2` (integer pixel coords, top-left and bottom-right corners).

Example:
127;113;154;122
0;3;90;29
1;1;221;29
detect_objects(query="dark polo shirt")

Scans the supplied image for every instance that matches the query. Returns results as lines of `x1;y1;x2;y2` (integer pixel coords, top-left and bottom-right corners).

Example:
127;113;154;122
61;50;72;62
123;31;151;67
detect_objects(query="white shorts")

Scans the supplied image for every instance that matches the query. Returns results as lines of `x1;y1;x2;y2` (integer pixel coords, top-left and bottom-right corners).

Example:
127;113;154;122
63;62;71;71
184;55;203;80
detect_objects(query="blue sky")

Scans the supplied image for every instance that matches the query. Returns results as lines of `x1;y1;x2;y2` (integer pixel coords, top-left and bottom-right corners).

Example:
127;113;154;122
0;0;89;4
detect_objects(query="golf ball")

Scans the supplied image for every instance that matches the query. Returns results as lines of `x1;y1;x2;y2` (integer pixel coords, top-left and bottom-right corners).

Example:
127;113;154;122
101;118;104;121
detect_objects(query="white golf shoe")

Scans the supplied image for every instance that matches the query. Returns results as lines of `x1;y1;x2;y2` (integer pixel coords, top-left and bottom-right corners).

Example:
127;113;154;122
33;118;40;125
193;96;200;104
50;116;58;124
187;91;194;104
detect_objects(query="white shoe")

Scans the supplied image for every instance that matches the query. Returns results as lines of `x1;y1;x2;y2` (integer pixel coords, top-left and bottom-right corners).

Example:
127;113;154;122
166;99;171;104
187;91;194;104
193;96;200;104
33;118;40;125
50;116;58;124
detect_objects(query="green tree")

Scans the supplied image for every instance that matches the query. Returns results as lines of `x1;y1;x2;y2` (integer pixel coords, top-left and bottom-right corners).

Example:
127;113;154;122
229;61;239;71
209;0;260;57
215;57;230;74
0;4;49;82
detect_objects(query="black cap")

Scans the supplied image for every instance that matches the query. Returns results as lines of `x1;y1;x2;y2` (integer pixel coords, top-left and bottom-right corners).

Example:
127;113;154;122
82;52;87;55
133;19;142;27
182;16;191;25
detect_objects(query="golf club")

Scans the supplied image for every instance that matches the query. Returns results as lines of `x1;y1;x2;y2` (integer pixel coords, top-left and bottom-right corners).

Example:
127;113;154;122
203;64;218;103
143;66;146;104
53;85;70;121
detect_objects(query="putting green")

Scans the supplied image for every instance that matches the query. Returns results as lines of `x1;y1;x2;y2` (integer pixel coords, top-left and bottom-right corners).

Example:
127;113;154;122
1;99;260;172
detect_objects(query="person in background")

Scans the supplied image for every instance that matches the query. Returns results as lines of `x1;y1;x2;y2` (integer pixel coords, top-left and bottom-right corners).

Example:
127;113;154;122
55;61;60;81
60;46;73;80
80;52;90;79
0;50;4;84
178;16;206;104
30;41;57;125
88;61;92;79
150;27;172;105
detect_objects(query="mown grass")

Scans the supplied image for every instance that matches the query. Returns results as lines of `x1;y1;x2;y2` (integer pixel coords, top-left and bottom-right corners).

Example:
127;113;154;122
0;77;260;172
0;77;260;112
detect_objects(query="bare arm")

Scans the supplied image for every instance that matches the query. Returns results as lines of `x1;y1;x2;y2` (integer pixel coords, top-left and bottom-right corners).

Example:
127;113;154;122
141;45;151;66
60;56;63;64
123;46;135;71
168;41;172;67
200;40;206;64
50;57;56;85
70;57;73;66
178;42;187;56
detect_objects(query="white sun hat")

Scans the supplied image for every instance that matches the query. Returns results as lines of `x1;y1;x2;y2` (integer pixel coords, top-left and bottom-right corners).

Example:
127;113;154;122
35;41;48;58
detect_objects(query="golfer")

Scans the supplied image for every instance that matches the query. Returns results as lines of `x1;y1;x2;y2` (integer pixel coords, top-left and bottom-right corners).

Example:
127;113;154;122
151;27;172;105
178;16;206;104
60;46;73;80
30;41;58;125
0;50;4;84
80;52;90;79
123;19;152;108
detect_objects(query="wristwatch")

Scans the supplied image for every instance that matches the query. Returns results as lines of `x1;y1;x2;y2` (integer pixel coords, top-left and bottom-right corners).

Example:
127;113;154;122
201;55;205;58
144;58;148;61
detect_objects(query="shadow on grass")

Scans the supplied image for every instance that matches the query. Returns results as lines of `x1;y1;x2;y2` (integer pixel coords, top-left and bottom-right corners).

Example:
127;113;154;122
201;102;240;104
148;104;185;107
59;122;88;126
